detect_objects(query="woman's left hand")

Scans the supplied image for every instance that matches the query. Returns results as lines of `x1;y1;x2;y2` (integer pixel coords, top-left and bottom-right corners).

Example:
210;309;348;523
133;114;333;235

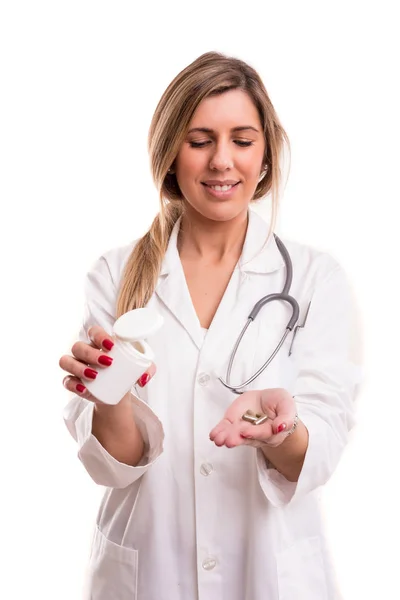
209;388;297;449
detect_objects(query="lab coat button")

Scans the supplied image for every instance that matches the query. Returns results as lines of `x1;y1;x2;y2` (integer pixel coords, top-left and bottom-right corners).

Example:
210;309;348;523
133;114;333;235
200;463;213;476
197;372;210;386
202;557;217;570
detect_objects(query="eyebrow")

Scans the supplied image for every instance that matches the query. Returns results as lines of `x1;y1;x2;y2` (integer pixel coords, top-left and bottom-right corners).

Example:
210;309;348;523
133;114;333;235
187;126;260;134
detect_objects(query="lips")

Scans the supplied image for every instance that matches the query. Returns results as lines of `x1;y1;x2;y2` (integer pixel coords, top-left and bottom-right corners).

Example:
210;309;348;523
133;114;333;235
201;181;240;199
202;180;240;186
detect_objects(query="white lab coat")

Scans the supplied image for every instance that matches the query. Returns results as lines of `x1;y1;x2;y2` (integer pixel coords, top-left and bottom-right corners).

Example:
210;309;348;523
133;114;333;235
64;209;362;600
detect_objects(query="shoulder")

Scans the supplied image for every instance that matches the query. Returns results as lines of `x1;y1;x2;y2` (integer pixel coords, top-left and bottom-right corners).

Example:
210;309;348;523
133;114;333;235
86;239;139;290
278;235;348;286
275;234;358;313
277;236;360;336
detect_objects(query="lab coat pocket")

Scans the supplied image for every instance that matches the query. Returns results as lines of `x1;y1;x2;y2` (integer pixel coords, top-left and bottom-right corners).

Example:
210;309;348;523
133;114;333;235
277;536;328;600
85;525;139;600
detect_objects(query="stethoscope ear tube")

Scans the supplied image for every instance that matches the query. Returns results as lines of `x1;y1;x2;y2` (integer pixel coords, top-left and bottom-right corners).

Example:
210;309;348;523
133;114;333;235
218;235;300;394
218;326;293;394
248;293;299;329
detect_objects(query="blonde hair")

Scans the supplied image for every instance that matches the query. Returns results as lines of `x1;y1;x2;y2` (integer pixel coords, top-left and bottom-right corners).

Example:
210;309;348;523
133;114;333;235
116;51;290;317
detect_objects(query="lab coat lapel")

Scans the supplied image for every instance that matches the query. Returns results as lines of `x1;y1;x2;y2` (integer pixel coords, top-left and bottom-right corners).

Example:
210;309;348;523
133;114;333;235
155;209;285;355
155;218;204;350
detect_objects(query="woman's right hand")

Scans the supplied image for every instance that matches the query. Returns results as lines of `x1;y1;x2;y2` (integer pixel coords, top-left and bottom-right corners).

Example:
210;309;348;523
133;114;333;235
59;324;156;403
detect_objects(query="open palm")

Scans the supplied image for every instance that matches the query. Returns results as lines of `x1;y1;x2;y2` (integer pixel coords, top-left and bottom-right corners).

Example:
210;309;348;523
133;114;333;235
209;388;297;449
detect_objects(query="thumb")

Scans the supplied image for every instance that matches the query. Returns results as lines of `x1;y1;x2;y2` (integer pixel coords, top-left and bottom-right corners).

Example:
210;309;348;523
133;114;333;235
271;413;293;435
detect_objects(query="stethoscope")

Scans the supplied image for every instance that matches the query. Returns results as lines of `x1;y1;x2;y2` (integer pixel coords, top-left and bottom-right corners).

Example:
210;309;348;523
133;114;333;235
218;234;310;395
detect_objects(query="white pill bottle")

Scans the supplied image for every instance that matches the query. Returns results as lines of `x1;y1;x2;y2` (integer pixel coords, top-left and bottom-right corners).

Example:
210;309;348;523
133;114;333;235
84;307;164;405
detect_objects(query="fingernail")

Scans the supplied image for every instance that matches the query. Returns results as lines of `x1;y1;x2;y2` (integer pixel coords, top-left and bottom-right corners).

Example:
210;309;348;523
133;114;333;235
138;372;151;387
102;339;114;351
84;368;98;380
241;433;253;439
76;383;86;393
98;355;113;366
277;423;287;433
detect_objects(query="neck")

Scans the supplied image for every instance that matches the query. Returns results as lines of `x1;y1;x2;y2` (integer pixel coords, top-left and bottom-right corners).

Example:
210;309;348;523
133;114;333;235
178;206;249;263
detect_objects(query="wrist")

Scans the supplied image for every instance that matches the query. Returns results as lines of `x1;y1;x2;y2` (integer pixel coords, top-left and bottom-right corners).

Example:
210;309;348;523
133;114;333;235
93;391;132;414
260;419;308;481
281;411;299;439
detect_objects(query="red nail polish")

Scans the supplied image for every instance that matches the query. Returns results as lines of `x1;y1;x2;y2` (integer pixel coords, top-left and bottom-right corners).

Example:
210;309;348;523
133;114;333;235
76;383;86;393
277;423;287;433
102;339;114;351
138;372;151;387
84;368;98;380
98;355;113;366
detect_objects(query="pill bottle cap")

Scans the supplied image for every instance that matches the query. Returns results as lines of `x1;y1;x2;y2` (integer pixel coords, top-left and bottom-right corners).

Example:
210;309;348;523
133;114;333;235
113;307;164;342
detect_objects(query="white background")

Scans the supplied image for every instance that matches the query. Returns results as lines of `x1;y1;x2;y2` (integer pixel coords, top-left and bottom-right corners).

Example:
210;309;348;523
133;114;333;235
1;1;399;598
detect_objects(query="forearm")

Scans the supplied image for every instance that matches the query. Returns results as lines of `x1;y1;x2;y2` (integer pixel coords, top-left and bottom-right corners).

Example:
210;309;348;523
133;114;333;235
261;420;309;482
92;392;144;466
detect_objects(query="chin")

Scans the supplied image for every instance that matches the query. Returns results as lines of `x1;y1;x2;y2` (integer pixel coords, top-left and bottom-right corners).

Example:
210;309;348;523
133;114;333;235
189;200;249;223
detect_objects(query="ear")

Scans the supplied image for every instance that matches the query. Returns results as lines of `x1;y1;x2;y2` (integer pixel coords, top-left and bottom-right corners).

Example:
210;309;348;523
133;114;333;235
258;165;268;182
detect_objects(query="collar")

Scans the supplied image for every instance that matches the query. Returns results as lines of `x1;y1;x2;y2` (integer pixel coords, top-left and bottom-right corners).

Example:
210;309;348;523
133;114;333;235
159;208;284;276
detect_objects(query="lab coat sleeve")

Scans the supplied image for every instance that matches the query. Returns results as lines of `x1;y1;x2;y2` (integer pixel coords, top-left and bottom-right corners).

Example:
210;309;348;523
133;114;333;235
256;259;364;507
63;252;165;489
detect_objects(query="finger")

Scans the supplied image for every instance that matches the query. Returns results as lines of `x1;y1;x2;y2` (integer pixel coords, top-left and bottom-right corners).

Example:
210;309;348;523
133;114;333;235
271;412;297;435
59;354;100;381
224;427;247;448
87;325;115;351
63;375;92;399
209;418;233;441
212;429;229;447
239;415;295;447
238;418;274;441
136;363;157;387
69;341;114;369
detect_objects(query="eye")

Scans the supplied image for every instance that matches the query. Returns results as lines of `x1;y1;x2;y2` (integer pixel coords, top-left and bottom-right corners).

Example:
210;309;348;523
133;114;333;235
189;140;254;148
189;141;210;148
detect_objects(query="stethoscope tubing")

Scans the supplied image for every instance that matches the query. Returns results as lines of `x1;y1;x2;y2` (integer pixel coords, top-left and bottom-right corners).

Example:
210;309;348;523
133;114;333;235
218;234;300;394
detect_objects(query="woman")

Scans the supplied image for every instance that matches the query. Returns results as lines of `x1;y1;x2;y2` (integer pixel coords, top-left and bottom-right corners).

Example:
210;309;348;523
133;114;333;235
60;51;362;600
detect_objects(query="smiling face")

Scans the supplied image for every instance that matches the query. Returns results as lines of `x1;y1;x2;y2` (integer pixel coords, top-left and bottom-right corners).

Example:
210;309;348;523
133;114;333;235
174;89;266;223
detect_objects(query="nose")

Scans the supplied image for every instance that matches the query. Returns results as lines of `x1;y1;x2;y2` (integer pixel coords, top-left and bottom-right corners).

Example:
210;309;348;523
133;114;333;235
209;140;234;171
